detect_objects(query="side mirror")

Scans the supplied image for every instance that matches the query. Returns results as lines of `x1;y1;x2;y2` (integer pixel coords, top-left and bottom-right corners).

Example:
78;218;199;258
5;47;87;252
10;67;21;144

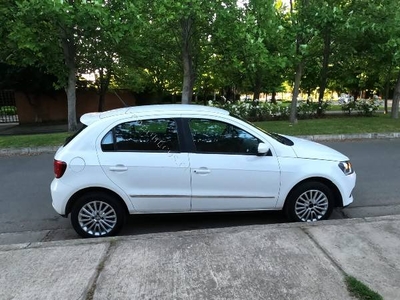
257;143;270;155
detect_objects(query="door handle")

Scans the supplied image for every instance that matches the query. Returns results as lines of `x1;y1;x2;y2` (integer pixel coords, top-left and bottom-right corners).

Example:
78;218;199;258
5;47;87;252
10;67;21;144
109;165;128;172
194;168;211;175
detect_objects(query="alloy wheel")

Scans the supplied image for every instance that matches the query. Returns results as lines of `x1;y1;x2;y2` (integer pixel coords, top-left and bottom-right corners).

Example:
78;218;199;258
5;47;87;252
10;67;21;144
78;200;117;236
294;189;329;222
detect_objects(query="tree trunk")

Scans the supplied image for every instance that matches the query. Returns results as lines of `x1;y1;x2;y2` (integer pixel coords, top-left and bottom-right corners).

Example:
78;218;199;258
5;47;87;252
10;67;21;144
391;70;400;119
181;16;195;104
384;83;389;114
352;90;359;101
318;27;331;116
182;52;194;104
289;0;307;124
383;65;393;114
271;91;277;104
97;68;112;112
290;62;303;124
98;93;105;112
253;75;262;101
65;68;77;131
60;28;77;132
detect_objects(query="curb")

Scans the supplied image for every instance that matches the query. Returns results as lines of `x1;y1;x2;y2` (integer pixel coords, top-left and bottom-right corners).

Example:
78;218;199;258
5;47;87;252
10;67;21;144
0;146;60;156
299;132;400;141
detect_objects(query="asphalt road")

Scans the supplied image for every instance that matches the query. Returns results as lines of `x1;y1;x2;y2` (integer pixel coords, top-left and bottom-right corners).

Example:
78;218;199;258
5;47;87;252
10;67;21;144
1;138;399;242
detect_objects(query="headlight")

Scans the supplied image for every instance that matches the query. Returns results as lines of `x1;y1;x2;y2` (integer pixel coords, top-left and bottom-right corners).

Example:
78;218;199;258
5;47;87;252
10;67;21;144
339;161;354;175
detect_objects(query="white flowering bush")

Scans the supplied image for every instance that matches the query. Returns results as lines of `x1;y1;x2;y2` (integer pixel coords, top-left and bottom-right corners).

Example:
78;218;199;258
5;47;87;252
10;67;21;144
208;100;289;121
341;99;381;116
297;101;331;119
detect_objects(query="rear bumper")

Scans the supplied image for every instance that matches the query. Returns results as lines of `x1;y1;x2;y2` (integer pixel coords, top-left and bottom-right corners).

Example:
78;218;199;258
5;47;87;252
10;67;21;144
50;178;71;216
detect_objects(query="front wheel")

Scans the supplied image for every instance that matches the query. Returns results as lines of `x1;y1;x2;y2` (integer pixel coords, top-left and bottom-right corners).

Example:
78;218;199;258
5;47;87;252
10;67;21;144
285;182;334;222
71;192;125;238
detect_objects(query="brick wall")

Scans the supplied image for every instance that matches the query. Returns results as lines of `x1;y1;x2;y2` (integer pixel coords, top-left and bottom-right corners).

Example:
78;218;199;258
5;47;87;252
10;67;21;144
15;90;136;124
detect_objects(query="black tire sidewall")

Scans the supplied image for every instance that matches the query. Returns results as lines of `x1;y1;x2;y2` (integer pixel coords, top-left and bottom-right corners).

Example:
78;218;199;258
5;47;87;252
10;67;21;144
285;181;334;222
71;192;125;238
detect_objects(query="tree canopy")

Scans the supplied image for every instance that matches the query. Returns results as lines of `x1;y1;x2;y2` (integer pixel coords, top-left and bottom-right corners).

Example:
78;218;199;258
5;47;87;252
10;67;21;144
1;0;400;129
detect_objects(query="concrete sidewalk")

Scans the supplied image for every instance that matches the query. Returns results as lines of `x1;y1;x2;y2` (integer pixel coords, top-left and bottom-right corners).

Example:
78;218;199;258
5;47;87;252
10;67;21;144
1;216;399;300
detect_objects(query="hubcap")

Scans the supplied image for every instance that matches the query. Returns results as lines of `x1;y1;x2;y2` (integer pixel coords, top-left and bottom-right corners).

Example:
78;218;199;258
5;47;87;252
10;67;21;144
294;189;329;222
78;201;117;236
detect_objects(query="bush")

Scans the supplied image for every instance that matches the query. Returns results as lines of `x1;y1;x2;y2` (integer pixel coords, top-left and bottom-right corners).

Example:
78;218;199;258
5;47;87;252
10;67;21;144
341;99;380;116
0;106;17;115
209;100;330;121
209;100;290;121
297;101;330;119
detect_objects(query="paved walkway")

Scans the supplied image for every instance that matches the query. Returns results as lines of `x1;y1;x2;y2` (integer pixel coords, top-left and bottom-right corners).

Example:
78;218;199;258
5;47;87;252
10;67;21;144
1;215;399;299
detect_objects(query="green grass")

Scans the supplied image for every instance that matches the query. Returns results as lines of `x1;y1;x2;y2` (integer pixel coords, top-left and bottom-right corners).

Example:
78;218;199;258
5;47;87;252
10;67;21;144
255;114;400;136
0;114;399;149
345;275;383;300
328;105;342;111
0;132;70;148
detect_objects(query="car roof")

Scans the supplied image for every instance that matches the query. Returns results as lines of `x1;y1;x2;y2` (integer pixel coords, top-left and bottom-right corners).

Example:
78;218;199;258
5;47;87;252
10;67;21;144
80;104;229;126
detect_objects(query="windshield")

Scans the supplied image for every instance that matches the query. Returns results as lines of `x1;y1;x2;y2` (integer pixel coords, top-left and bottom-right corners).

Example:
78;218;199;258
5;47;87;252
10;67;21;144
231;113;294;146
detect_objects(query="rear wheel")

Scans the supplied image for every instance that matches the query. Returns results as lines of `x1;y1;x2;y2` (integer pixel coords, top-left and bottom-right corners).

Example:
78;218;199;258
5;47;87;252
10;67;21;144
71;192;125;238
285;182;334;222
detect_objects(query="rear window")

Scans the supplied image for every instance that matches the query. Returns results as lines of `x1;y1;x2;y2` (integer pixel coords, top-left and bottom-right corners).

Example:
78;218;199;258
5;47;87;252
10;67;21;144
101;118;179;152
64;124;87;146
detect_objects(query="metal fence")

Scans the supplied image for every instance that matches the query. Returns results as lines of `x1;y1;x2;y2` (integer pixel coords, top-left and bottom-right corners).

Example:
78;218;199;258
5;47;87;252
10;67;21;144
0;90;19;123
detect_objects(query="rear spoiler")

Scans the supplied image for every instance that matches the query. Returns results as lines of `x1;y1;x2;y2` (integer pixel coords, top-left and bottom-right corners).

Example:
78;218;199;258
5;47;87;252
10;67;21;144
80;112;101;126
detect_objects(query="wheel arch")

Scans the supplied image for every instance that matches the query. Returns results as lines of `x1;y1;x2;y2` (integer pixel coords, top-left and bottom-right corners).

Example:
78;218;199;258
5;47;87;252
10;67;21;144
65;187;130;217
283;177;343;210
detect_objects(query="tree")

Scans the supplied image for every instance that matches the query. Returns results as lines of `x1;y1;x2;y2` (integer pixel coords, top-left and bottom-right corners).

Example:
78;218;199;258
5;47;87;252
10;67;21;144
145;0;237;104
288;0;312;124
2;0;142;130
78;1;143;111
339;0;400;118
2;0;82;130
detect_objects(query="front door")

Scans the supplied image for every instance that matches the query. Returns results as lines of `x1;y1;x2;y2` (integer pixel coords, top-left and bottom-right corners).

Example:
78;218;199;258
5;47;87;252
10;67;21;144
187;118;280;211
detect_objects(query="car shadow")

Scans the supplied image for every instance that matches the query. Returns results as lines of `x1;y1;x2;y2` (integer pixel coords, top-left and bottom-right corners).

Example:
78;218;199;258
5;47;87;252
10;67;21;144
120;210;289;236
119;208;347;237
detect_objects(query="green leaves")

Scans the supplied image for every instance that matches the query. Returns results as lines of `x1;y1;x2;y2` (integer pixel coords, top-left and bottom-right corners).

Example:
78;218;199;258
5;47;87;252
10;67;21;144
1;0;400;110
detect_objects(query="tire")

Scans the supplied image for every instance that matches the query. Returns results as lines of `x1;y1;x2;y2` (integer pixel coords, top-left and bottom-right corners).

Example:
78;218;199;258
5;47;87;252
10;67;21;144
71;192;125;238
285;181;334;222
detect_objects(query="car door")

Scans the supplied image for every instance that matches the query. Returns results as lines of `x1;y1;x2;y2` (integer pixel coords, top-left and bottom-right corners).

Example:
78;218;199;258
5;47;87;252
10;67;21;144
97;118;191;212
187;118;281;211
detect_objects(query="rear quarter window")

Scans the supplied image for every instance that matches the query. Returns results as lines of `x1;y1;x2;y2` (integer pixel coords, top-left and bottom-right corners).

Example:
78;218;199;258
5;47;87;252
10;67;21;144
64;124;87;146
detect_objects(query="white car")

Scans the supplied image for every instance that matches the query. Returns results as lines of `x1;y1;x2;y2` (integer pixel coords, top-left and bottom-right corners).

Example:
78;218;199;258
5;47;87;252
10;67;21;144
51;104;356;238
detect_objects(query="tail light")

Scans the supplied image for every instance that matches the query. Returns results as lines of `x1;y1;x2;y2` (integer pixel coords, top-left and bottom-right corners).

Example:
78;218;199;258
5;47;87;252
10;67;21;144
54;160;67;178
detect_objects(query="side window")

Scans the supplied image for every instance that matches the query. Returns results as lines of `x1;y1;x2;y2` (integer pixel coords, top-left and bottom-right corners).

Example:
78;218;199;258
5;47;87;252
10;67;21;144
101;119;179;152
189;119;261;154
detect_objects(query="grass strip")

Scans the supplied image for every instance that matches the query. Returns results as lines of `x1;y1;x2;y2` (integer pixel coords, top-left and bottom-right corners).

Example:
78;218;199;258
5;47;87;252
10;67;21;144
255;114;400;136
345;275;383;300
0;132;70;149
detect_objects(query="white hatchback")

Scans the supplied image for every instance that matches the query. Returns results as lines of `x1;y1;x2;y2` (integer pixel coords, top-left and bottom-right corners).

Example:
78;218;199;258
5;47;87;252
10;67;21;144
51;104;356;238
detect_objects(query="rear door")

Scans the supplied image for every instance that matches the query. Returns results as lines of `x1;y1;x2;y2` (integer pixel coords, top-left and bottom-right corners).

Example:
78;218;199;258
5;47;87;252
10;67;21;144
97;118;191;212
